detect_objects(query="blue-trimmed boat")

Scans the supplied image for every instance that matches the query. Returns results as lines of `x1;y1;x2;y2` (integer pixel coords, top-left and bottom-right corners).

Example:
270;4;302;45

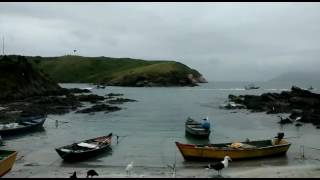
0;114;46;136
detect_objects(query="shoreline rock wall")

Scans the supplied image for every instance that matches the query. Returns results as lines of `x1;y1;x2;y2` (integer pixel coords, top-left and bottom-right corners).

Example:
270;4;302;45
226;86;320;128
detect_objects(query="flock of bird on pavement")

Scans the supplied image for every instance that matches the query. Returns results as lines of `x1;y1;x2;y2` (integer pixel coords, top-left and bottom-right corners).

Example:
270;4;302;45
68;156;232;178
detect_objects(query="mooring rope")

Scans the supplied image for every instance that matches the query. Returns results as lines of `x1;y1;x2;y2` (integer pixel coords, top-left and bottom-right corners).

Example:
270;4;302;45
113;134;128;145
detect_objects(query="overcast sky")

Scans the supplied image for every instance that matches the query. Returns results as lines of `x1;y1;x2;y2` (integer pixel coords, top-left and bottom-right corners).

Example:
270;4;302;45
1;2;320;81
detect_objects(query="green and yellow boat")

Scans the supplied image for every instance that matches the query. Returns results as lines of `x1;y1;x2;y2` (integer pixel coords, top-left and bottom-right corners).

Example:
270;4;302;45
0;150;17;177
176;133;291;161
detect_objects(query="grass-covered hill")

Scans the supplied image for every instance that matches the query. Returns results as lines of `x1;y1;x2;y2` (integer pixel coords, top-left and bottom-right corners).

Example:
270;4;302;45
24;55;207;87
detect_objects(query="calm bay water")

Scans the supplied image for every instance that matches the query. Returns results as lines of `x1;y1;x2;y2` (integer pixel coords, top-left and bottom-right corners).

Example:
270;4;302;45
3;82;320;175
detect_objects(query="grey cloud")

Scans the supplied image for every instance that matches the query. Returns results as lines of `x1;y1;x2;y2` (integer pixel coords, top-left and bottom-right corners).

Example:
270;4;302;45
1;2;320;81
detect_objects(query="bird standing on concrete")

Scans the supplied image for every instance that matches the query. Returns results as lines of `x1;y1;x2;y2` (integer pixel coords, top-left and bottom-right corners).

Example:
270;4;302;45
125;161;134;176
207;156;232;176
86;169;99;178
69;171;77;178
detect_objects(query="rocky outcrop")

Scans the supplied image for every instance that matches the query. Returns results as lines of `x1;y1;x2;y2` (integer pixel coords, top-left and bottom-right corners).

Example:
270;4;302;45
106;93;124;97
0;55;61;101
225;86;320;128
76;94;105;103
106;98;137;104
0;56;136;118
76;104;121;114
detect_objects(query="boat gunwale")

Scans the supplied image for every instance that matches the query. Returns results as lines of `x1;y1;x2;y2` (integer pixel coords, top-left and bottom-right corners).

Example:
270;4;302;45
55;133;112;153
0;150;18;177
0;117;46;132
175;140;291;151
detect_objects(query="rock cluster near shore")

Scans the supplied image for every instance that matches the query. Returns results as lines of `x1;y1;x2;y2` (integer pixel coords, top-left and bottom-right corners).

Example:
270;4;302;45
0;55;137;122
226;86;320;128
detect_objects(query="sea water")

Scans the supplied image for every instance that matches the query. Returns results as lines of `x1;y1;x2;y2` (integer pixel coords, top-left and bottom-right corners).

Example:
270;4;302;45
3;82;320;177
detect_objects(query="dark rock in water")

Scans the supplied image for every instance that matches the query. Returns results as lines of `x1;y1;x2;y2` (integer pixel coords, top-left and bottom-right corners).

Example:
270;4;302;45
67;88;91;94
106;98;137;104
228;95;244;104
227;86;320;128
76;94;105;103
0;56;136;117
316;125;320;129
76;104;121;113
295;123;303;127
106;93;124;97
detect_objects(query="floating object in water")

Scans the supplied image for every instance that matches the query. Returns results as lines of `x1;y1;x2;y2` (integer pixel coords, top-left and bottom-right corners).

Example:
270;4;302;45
244;84;260;90
81;87;93;90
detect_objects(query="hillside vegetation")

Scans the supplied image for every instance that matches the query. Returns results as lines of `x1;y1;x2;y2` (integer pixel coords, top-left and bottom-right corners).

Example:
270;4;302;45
24;55;207;87
0;55;61;101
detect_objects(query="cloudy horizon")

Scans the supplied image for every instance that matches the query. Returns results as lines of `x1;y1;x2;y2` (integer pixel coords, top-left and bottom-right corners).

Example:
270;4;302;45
1;2;320;81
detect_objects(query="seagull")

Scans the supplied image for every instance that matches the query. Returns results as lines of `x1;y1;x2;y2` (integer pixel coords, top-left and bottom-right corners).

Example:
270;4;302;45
206;156;232;176
69;171;77;178
125;161;134;176
86;169;98;178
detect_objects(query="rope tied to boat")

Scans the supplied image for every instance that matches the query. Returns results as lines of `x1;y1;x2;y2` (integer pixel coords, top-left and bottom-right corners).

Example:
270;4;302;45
113;134;128;145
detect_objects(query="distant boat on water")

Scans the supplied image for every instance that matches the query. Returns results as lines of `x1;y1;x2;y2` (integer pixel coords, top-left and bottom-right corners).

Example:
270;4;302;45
308;86;314;90
96;84;106;89
244;83;260;90
81;87;93;90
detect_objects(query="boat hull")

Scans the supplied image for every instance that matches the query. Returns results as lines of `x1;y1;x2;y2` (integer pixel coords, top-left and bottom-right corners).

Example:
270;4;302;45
56;146;111;162
56;133;112;162
185;129;210;138
0;150;17;177
185;118;210;139
175;141;291;161
0;117;46;136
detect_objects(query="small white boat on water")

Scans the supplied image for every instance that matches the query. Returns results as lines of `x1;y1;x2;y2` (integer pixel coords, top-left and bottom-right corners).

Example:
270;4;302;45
244;84;260;90
81;87;93;90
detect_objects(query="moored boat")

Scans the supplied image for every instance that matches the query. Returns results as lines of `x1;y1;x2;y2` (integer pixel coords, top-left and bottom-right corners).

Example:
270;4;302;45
244;84;260;90
176;133;291;161
0;150;17;177
185;117;210;139
0;115;46;136
55;133;112;162
96;84;106;89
